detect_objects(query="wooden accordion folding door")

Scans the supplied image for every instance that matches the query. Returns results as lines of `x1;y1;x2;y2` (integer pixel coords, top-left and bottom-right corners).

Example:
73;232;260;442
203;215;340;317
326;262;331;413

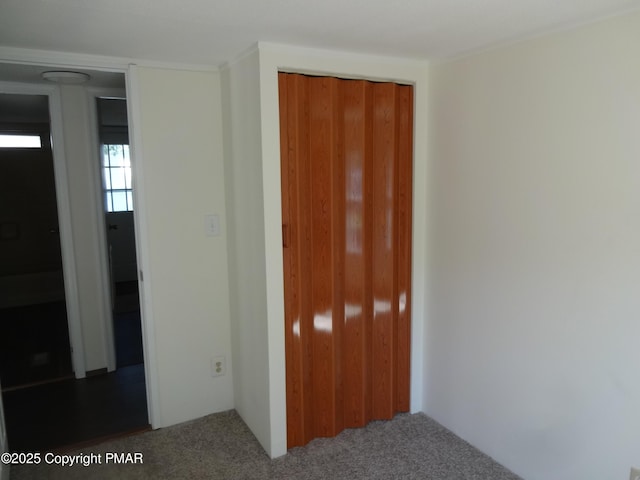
279;72;413;448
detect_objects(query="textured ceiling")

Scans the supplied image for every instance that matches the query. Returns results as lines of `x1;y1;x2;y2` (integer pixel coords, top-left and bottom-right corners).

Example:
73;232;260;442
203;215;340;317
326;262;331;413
1;0;639;66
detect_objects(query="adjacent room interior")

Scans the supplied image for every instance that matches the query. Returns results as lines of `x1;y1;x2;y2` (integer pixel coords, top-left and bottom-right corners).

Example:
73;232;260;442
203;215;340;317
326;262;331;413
0;79;148;452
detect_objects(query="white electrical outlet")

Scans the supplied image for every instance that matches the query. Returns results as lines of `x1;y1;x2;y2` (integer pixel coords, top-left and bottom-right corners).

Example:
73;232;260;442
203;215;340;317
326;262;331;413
211;356;225;377
630;467;640;480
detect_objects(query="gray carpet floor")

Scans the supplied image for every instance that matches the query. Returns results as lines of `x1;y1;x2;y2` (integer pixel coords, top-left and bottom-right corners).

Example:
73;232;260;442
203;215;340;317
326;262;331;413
10;410;522;479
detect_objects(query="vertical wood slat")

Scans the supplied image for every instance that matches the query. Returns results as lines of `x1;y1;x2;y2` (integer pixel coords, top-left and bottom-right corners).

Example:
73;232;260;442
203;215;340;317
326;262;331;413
396;86;413;412
343;80;370;428
280;73;413;448
308;77;342;438
371;82;397;419
281;73;315;447
280;73;300;446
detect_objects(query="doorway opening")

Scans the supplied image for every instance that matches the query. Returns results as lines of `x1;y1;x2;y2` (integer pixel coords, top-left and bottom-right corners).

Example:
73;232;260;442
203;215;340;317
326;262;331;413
96;97;144;371
0;68;149;452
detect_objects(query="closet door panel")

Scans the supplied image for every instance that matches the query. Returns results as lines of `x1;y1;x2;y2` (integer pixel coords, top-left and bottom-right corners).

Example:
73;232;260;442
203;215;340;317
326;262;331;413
280;73;413;448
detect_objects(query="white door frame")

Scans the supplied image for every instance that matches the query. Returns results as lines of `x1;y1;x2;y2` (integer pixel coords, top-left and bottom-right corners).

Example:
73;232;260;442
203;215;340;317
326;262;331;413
0;80;86;378
126;65;161;428
86;87;127;373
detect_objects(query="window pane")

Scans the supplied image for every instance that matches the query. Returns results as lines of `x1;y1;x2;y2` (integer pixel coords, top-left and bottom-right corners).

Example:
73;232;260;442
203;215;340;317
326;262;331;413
123;145;131;167
102;145;110;166
102;143;132;212
108;145;124;167
124;166;132;189
112;191;128;212
105;192;113;212
104;167;112;190
110;167;126;189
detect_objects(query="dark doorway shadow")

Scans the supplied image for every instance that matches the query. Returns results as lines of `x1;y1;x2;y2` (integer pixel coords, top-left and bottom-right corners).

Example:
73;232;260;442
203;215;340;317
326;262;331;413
0;300;72;389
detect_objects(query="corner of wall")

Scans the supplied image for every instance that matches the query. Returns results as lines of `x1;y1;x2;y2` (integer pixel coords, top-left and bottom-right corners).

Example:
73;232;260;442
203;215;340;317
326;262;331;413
219;62;242;412
218;50;275;456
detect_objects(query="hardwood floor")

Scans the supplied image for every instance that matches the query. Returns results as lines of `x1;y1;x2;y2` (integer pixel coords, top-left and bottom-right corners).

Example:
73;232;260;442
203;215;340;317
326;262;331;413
1;283;148;452
3;363;149;452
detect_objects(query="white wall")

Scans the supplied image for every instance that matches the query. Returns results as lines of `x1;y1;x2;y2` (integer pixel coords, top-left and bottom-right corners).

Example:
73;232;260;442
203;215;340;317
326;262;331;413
427;11;640;480
59;85;110;372
132;66;234;428
221;43;429;458
221;48;274;455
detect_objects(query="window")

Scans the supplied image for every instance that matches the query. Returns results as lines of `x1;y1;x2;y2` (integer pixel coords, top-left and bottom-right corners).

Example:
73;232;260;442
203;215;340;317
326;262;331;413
102;144;133;212
0;133;42;149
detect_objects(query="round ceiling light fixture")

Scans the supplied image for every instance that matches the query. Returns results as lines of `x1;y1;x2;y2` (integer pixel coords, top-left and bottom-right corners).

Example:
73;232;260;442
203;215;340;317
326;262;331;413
41;70;91;84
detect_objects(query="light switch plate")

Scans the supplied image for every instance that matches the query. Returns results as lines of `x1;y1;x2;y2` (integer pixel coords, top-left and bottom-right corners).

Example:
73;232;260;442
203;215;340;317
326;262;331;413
205;214;220;237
